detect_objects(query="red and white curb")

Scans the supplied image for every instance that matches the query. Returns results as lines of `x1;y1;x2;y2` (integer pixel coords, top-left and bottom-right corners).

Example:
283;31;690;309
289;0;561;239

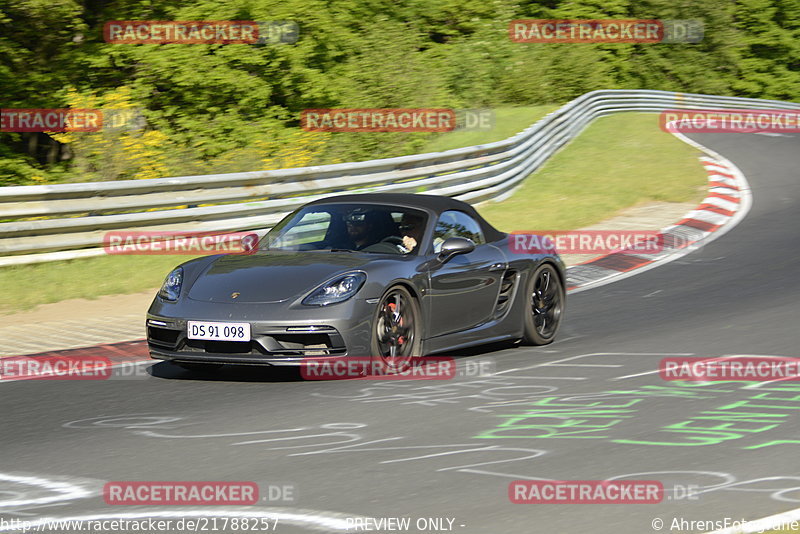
566;132;752;293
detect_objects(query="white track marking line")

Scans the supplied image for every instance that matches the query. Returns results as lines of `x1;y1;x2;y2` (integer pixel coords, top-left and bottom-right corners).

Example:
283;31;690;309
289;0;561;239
706;506;800;534
494;352;694;376
611;369;664;380
545;363;623;368
0;474;91;508
753;132;793;138
614;354;797;382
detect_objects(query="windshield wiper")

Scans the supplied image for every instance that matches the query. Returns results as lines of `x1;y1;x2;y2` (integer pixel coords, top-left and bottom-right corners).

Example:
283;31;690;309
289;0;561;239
328;248;355;253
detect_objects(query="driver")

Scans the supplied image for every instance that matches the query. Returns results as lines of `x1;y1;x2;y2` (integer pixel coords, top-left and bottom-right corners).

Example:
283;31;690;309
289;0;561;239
346;209;378;250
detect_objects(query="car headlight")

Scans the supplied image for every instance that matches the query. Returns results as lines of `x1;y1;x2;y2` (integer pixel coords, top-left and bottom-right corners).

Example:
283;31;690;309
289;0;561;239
302;272;366;306
158;267;183;301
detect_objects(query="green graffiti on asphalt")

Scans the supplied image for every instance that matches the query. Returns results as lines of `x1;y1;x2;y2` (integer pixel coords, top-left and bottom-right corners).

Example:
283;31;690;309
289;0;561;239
475;382;800;448
476;397;642;439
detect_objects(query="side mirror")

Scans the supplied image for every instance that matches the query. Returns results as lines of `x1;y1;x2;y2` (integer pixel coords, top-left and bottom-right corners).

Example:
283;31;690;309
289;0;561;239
437;237;475;262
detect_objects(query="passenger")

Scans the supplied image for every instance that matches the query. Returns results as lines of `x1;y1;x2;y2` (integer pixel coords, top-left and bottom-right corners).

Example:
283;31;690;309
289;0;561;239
398;212;425;253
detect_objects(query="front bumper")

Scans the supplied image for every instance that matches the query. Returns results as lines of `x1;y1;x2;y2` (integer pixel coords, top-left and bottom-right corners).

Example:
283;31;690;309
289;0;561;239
147;297;375;366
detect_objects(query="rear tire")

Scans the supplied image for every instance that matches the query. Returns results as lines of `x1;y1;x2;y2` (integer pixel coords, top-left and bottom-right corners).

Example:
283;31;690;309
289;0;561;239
522;263;565;345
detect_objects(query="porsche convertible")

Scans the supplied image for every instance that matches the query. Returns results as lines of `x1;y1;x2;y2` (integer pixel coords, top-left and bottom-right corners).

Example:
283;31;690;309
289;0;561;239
146;193;565;370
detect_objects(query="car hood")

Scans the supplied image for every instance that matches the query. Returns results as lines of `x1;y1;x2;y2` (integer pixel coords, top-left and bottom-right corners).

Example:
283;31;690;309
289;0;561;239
186;251;371;304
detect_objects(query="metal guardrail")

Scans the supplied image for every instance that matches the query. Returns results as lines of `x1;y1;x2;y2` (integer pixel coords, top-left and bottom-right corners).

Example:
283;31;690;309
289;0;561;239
2;89;799;265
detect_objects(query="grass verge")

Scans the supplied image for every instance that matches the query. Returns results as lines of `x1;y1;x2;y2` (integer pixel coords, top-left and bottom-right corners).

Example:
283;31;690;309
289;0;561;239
477;112;708;232
420;105;561;153
0;110;707;315
0;255;188;314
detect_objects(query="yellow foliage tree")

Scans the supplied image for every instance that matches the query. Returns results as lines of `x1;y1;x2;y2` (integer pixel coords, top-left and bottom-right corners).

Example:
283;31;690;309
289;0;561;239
259;130;333;170
52;86;169;181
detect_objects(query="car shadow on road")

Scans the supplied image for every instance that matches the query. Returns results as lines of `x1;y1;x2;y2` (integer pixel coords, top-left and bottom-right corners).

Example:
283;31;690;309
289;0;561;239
146;340;521;383
147;361;307;382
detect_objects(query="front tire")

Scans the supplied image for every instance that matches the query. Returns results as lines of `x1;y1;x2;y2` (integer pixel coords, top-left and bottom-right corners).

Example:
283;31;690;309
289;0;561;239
369;285;422;374
522;263;565;345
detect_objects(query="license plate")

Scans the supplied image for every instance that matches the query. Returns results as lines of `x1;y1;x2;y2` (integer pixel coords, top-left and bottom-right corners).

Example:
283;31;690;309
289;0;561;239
187;321;251;342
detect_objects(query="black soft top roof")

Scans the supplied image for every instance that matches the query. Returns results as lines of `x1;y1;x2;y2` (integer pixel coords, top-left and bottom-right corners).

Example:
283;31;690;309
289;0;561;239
307;193;507;242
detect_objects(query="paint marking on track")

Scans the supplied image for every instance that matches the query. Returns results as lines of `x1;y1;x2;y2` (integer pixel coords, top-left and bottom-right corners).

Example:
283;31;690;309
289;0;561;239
546;363;623;368
706;506;800;534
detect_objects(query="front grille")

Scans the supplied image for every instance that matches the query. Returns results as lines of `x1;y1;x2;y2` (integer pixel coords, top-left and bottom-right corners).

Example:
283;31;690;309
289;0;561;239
183;339;263;355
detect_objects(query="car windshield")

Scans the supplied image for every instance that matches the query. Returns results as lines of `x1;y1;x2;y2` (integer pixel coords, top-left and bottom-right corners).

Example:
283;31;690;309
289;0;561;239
260;204;429;255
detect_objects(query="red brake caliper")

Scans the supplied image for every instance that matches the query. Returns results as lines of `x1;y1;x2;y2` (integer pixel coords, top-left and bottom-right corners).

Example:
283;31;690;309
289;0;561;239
387;302;404;345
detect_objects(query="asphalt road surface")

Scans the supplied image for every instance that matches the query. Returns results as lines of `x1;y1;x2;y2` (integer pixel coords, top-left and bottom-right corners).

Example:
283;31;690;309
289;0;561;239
1;131;798;534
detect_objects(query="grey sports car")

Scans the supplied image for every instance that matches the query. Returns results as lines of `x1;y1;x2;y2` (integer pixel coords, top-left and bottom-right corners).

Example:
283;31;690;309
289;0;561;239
146;193;565;370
